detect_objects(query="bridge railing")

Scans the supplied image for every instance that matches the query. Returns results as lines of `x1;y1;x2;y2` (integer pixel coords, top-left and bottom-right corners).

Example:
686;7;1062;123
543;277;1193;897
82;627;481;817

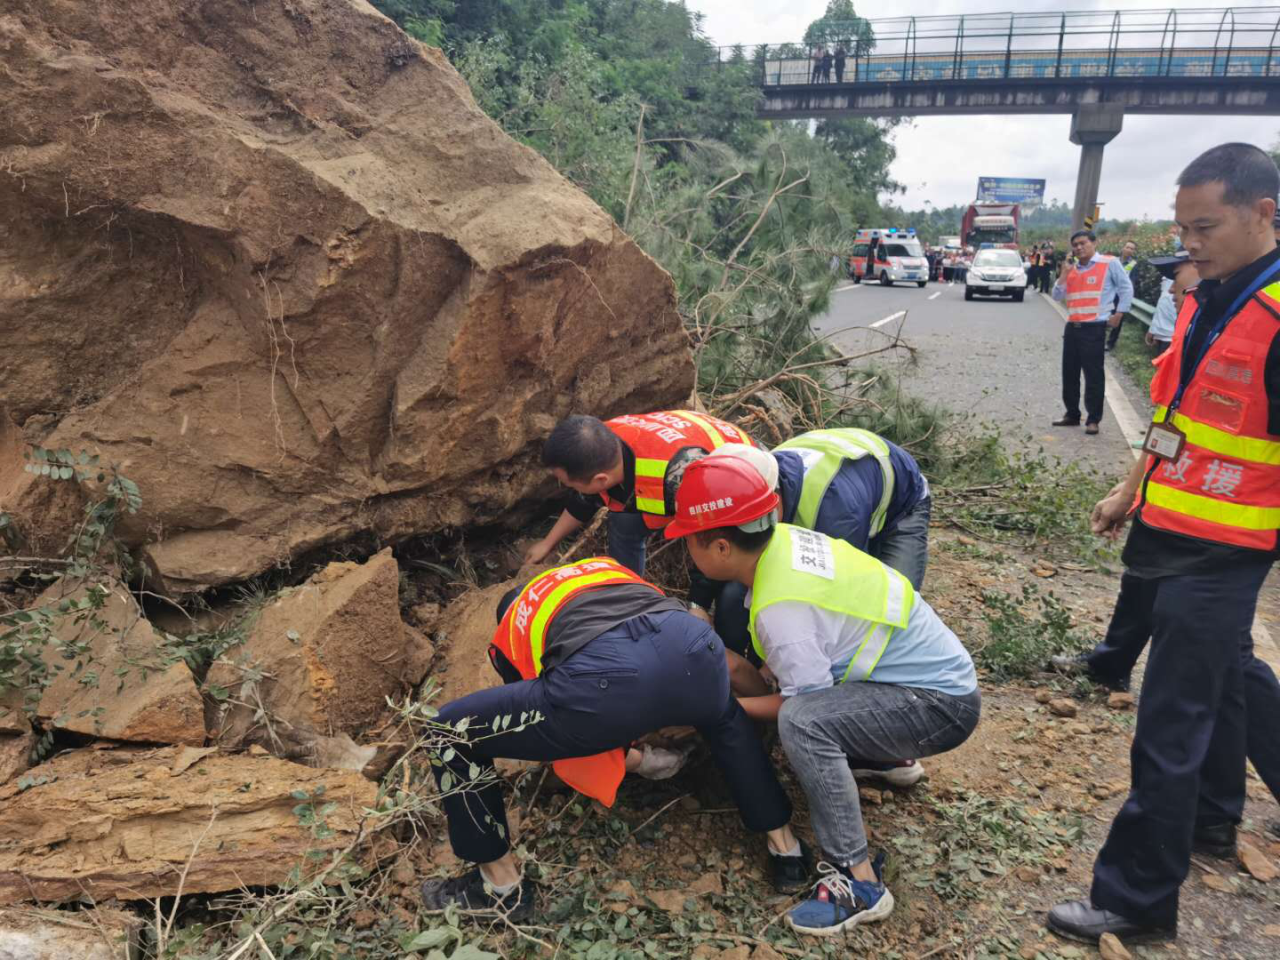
711;7;1280;86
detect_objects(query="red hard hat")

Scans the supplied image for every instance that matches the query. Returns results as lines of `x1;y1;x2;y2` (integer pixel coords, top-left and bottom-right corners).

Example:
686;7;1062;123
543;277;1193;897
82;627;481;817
664;456;780;539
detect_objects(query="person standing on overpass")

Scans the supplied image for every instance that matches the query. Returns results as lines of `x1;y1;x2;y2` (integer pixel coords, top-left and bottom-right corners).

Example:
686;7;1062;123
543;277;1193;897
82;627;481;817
1048;142;1280;945
1051;229;1134;435
1106;240;1140;351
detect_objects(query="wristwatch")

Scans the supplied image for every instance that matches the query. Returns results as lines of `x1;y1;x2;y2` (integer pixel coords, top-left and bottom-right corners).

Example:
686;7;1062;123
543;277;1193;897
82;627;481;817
688;601;709;615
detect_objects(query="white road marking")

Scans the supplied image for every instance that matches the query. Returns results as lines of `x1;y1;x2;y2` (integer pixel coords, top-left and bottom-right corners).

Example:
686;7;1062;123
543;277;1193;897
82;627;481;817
1040;292;1277;651
870;310;906;329
835;283;863;292
928;291;941;300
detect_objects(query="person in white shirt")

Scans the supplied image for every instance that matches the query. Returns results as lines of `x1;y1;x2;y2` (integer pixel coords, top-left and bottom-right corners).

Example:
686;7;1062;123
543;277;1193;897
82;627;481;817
1144;252;1199;355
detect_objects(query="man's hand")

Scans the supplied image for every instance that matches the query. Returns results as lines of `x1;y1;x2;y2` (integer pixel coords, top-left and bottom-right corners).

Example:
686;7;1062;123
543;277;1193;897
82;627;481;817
1058;257;1071;278
1090;487;1134;539
1145;331;1156;347
523;539;554;566
1107;312;1124;328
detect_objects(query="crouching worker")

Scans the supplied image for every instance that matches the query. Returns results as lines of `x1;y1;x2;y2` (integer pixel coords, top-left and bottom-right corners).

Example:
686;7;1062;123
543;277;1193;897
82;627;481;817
666;457;981;936
419;557;808;921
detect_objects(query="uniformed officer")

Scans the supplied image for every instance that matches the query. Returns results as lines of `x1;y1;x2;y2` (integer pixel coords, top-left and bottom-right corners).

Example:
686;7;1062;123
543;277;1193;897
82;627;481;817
525;411;754;581
1049;142;1280;944
420;559;807;920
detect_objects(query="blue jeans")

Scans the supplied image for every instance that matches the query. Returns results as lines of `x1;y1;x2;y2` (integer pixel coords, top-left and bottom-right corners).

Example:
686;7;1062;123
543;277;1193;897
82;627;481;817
1091;559;1272;927
431;610;792;863
778;682;980;867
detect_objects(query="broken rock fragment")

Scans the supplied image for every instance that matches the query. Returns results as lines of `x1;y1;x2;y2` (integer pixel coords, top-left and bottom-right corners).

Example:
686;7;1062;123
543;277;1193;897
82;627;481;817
0;747;377;904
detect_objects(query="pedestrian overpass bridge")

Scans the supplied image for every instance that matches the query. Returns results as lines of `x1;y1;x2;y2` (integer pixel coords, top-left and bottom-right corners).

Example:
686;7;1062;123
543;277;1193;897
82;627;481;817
712;8;1280;228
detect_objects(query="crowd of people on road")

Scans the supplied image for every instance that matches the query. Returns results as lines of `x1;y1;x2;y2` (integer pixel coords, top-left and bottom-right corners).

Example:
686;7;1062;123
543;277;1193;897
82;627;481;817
417;141;1280;950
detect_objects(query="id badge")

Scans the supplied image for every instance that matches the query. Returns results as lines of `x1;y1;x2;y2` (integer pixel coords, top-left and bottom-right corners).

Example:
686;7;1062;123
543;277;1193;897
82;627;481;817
1142;421;1186;461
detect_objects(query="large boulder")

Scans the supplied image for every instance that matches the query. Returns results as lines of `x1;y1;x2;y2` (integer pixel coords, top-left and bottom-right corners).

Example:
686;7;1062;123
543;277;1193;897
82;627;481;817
0;746;377;904
206;549;425;747
0;0;692;594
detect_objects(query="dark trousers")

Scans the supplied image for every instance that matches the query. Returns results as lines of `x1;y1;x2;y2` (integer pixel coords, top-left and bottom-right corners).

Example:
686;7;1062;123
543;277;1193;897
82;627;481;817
1090;559;1273;927
1106;313;1126;349
1062;322;1106;425
607;511;651;575
1038;268;1054;294
1088;570;1280;805
431;610;792;863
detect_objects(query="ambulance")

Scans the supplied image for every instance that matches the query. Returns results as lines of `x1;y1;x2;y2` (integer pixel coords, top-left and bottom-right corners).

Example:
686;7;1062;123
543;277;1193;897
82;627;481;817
848;228;929;287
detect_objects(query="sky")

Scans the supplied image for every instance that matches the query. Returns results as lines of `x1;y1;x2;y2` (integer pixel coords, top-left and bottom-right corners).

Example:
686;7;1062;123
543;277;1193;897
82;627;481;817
688;0;1274;219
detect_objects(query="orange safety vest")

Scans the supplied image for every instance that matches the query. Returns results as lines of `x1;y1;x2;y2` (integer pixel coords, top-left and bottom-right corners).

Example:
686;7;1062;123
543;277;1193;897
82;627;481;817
492;558;664;806
1063;256;1112;323
604;410;754;529
1137;283;1280;550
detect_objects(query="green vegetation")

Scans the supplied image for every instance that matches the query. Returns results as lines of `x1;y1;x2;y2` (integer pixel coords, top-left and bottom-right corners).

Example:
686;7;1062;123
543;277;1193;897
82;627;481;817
976;583;1095;681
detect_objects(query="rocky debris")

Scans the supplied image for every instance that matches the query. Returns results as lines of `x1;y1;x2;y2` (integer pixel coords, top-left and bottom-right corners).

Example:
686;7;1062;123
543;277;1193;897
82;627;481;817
1031;562;1057;578
432;580;518;702
750;945;785;960
647;889;688;912
710;947;750;960
0;906;143;960
34;581;205;746
1200;872;1233;892
1034;689;1054;704
688;872;724;897
0;0;691;595
1098;932;1132;960
1239;840;1278;882
207;550;421;749
1263;924;1280;937
0;734;35;787
0;746;376;904
1047;698;1078;718
0;687;25;736
1106;692;1136;710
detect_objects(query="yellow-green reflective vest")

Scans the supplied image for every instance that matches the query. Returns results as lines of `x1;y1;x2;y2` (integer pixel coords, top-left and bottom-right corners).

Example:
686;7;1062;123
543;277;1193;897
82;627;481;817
748;524;915;683
775;428;894;536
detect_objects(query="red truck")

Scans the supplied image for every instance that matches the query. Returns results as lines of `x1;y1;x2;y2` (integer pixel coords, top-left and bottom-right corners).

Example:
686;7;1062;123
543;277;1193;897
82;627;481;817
961;202;1020;250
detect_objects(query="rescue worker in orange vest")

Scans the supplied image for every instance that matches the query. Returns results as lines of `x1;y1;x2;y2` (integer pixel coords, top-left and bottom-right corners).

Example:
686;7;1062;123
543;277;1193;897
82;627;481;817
1049;142;1280;945
1052;230;1133;434
524;411;754;618
420;559;807;921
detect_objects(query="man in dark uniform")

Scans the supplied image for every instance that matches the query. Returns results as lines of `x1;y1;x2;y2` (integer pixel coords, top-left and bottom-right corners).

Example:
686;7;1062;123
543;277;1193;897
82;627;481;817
1048;142;1280;944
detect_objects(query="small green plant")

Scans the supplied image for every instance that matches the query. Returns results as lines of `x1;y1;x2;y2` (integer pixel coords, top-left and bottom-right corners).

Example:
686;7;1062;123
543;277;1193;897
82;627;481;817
976;583;1093;681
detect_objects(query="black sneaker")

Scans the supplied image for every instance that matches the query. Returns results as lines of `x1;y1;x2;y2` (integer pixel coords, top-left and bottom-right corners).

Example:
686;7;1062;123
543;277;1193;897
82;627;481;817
420;868;534;922
769;839;814;894
1192;821;1237;860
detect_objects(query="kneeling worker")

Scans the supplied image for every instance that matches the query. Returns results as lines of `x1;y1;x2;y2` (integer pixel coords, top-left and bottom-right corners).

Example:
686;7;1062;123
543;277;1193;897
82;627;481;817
666;457;980;936
524;411;754;580
420;557;807;920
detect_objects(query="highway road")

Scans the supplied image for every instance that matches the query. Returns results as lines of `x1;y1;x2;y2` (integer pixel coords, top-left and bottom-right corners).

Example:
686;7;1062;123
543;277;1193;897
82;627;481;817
811;277;1151;475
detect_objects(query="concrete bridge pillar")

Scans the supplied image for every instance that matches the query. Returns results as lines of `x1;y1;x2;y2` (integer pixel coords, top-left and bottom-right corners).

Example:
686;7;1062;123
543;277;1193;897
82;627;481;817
1069;104;1124;233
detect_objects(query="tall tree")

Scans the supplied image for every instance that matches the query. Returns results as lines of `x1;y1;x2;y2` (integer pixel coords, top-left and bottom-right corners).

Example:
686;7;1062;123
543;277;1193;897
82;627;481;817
803;0;874;56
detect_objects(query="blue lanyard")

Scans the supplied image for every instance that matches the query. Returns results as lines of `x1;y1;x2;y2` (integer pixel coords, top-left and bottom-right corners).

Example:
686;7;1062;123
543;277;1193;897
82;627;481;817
1169;257;1280;413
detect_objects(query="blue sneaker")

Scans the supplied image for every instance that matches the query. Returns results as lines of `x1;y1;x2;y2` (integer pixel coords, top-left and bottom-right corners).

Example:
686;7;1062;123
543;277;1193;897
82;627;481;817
786;855;894;936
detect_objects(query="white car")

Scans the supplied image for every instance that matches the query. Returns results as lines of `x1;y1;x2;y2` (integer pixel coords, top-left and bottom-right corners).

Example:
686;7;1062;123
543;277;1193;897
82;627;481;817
964;249;1028;301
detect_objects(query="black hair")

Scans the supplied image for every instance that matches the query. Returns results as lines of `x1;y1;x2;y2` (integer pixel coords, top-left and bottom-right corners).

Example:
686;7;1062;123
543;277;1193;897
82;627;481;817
1178;143;1280;208
693;524;775;552
541;415;622;482
1070;229;1096;243
496;586;521;624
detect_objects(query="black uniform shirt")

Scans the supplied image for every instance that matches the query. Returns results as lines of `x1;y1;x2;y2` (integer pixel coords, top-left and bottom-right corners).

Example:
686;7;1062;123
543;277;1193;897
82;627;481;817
1123;245;1280;576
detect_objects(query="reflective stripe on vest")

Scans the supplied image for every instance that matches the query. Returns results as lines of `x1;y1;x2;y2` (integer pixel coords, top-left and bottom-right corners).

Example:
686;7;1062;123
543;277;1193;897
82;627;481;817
1064;258;1110;323
491;557;662;807
604;411;754;521
747;524;914;682
1136;284;1280;551
775;429;894;536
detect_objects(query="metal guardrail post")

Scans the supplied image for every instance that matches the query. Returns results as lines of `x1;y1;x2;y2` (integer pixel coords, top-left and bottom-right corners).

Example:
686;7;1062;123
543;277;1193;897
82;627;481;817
1129;299;1156;328
953;15;964;81
1003;13;1014;79
1106;11;1121;77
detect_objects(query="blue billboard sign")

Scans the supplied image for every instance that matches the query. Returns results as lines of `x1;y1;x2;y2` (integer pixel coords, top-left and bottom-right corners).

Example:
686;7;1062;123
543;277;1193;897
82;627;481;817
976;177;1046;206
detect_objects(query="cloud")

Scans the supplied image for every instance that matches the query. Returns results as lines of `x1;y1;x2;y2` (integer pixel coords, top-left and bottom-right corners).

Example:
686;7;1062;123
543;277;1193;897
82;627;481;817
690;0;1279;219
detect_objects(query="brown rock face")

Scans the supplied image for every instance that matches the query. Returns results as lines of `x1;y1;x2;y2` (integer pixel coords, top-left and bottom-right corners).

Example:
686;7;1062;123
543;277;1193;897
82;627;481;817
0;0;691;593
431;580;518;704
207;549;416;746
0;734;35;786
34;582;205;746
0;746;377;903
0;906;143;960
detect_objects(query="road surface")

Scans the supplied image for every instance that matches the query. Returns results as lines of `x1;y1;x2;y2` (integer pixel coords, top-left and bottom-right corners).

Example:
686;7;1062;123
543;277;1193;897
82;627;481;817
811;278;1150;473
